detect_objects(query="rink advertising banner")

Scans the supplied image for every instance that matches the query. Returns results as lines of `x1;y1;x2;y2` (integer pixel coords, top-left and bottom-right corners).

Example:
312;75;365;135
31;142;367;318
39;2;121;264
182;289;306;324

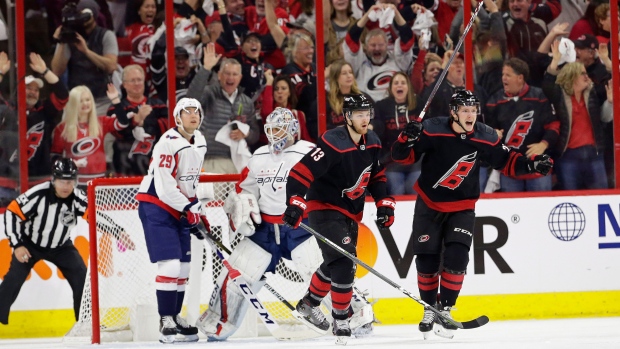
1;193;620;337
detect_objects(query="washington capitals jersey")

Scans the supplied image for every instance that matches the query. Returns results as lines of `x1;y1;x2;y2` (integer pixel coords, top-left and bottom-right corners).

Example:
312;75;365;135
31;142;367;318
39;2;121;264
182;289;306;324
287;127;388;222
392;117;533;212
136;128;207;218
238;140;315;223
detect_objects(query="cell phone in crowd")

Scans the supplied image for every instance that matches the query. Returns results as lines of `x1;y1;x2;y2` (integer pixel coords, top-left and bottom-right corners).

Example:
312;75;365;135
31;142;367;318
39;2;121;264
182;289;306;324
231;123;239;130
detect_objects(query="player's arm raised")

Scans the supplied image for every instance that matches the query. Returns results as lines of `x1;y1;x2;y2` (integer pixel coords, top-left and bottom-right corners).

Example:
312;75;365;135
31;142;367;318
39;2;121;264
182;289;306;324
391;120;425;164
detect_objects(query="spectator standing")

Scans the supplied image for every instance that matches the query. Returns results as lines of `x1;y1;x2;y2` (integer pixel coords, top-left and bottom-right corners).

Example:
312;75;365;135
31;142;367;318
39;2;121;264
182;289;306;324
111;65;168;175
325;60;370;130
51;85;129;188
123;0;159;96
343;3;415;101
51;0;119;115
410;49;442;95
373;72;421;195
186;44;259;174
486;58;559;192
542;42;612;190
323;0;357;65
151;36;197;103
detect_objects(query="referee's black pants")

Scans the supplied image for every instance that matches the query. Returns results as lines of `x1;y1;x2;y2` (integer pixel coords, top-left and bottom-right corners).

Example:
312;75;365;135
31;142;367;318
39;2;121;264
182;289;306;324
0;239;86;324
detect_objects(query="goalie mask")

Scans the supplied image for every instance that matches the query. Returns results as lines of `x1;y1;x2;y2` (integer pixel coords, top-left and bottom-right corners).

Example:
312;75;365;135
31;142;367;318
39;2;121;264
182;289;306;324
264;107;299;153
173;97;204;135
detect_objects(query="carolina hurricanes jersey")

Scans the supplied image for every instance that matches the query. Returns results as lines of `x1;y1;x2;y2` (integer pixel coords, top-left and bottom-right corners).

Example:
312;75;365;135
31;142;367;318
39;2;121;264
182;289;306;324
136;128;207;218
392;117;534;212
486;85;560;154
125;22;155;73
238;140;315;223
51;115;128;185
287;126;388;222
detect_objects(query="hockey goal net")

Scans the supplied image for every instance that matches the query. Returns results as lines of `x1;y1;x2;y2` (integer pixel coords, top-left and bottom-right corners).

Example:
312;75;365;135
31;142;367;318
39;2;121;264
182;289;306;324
64;175;314;343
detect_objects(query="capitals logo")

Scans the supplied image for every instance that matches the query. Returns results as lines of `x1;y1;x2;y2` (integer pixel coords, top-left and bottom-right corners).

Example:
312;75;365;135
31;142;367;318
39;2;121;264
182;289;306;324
505;111;534;149
256;162;289;192
26;121;45;160
342;164;372;200
433;152;477;190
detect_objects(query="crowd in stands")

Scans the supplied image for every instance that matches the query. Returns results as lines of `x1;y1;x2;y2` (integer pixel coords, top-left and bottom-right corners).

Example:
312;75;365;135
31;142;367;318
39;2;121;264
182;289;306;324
0;0;616;207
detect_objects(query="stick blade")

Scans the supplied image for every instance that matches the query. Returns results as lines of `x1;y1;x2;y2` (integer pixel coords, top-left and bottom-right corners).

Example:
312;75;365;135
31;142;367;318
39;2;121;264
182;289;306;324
460;315;490;329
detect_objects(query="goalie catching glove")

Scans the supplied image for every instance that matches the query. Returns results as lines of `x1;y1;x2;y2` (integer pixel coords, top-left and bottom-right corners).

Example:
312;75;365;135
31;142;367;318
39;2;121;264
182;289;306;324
283;196;306;228
526;154;553;176
376;197;396;228
224;192;261;237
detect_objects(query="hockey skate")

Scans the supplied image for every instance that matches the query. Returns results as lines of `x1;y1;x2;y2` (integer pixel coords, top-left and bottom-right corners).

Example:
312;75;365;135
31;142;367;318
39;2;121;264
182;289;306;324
333;318;351;345
159;316;178;344
292;298;330;334
419;305;437;340
434;306;458;339
174;314;199;342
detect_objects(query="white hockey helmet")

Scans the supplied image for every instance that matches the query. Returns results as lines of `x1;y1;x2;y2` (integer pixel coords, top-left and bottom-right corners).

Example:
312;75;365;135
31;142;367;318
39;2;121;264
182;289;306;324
173;97;204;134
264;107;300;153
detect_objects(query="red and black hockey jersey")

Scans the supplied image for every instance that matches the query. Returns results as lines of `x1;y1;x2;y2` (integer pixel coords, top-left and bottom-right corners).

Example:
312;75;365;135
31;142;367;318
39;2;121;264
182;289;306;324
287;126;388;222
392;117;535;212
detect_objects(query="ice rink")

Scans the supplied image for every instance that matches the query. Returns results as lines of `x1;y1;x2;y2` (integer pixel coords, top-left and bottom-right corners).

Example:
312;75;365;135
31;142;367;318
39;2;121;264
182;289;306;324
2;317;619;349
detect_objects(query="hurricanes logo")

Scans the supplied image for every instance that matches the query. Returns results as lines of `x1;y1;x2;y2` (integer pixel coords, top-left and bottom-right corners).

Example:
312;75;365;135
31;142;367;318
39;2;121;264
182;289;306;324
342;236;352;244
505;111;534;149
418;235;430;242
129;138;155;156
433;152;477;190
26;121;45;160
366;71;395;94
131;29;152;64
71;137;100;157
342;165;372;200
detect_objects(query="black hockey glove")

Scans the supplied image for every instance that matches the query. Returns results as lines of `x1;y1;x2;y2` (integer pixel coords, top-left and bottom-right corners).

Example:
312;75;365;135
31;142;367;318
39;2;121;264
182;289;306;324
527;154;553;175
282;196;306;228
376;197;396;228
402;120;423;143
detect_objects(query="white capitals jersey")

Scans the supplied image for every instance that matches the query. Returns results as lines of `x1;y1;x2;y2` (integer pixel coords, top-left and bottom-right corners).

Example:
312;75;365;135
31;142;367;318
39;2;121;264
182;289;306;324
137;128;207;214
238;140;315;218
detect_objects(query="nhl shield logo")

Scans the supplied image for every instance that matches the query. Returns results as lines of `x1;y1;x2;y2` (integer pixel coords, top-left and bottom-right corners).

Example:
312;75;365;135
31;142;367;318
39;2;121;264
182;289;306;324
61;211;76;227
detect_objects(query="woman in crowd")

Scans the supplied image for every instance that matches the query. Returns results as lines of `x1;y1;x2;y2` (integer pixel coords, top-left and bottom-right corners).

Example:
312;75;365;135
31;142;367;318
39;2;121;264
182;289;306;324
373;72;421;195
261;71;313;144
323;0;357;66
410;45;443;96
325;59;371;130
51;85;129;188
542;40;612;190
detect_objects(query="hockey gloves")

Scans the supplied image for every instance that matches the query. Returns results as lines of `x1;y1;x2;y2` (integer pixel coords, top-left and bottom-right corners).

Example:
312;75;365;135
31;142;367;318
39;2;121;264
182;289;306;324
182;199;203;226
376;197;396;228
527;154;553;176
283;196;306;228
402;120;423;143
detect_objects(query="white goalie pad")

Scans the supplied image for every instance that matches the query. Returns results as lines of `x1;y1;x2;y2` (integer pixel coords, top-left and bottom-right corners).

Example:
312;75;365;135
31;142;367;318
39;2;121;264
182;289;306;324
196;238;271;340
290;237;323;282
223;192;262;237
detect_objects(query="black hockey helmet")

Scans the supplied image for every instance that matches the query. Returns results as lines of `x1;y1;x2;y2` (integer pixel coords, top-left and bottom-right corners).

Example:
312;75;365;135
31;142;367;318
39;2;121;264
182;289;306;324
52;158;78;181
449;89;480;115
343;94;374;119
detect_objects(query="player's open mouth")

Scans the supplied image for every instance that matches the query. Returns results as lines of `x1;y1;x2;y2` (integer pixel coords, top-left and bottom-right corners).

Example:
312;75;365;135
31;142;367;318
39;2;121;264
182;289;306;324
465;121;474;126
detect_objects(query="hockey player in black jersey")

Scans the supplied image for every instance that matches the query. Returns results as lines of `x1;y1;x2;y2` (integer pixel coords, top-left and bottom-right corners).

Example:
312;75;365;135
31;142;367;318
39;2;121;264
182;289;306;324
391;90;553;340
283;94;395;345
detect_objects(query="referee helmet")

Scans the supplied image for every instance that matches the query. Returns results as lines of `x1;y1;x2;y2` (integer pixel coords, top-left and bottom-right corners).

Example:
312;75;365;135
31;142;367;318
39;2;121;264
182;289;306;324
52;158;78;181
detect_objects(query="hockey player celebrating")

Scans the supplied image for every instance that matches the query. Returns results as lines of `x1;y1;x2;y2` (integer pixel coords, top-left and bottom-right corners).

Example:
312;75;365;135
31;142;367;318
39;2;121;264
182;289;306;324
136;98;208;344
196;107;375;340
283;95;395;345
391;90;553;340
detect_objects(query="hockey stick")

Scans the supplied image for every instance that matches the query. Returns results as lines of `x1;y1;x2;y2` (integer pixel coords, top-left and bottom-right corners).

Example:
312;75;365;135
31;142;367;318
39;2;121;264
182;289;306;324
195;224;327;337
418;0;484;121
299;222;489;330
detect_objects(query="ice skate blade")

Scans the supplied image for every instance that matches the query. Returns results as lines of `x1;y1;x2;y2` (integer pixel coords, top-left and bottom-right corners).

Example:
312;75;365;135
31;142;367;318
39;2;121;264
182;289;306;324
335;335;349;345
174;334;199;342
422;330;433;340
434;326;455;339
291;310;330;335
159;334;176;344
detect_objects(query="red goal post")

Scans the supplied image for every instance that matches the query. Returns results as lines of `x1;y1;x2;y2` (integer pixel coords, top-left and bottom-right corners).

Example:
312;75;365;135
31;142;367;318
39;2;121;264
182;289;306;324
64;174;316;344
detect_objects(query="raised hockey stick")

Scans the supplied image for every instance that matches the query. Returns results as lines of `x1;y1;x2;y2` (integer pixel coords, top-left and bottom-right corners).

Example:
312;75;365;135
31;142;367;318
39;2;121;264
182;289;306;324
195;223;327;337
418;0;484;121
299;222;489;330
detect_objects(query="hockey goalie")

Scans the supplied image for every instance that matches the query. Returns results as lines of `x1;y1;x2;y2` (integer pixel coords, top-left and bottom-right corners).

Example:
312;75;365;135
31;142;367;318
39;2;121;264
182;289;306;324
196;108;375;340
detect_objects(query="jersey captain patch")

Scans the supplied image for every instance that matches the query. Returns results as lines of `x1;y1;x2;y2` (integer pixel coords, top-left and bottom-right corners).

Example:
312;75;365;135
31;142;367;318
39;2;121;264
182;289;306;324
433;152;477;190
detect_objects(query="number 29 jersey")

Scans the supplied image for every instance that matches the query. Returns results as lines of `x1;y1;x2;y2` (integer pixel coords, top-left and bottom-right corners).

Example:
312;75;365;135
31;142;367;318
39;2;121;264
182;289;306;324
287;126;388;222
137;128;207;217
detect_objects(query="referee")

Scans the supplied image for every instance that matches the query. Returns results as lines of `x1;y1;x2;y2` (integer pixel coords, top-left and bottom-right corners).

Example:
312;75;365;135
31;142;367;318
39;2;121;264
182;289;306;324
0;158;87;325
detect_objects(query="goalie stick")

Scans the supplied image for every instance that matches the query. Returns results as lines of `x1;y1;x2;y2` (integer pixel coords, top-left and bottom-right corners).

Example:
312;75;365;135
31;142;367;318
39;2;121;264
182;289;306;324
299;222;489;330
195;223;327;338
418;0;484;121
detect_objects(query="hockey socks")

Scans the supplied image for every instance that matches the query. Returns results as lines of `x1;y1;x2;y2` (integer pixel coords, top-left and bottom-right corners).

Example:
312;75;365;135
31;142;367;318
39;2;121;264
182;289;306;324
417;272;439;305
439;270;464;308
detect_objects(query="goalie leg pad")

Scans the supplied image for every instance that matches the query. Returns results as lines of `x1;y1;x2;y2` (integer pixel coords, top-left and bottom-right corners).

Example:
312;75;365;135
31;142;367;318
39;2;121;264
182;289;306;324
290;235;323;282
349;287;374;336
196;239;271;340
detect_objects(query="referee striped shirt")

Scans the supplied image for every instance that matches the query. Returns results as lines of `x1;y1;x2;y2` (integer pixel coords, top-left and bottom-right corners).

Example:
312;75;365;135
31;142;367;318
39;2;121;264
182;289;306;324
4;181;87;249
